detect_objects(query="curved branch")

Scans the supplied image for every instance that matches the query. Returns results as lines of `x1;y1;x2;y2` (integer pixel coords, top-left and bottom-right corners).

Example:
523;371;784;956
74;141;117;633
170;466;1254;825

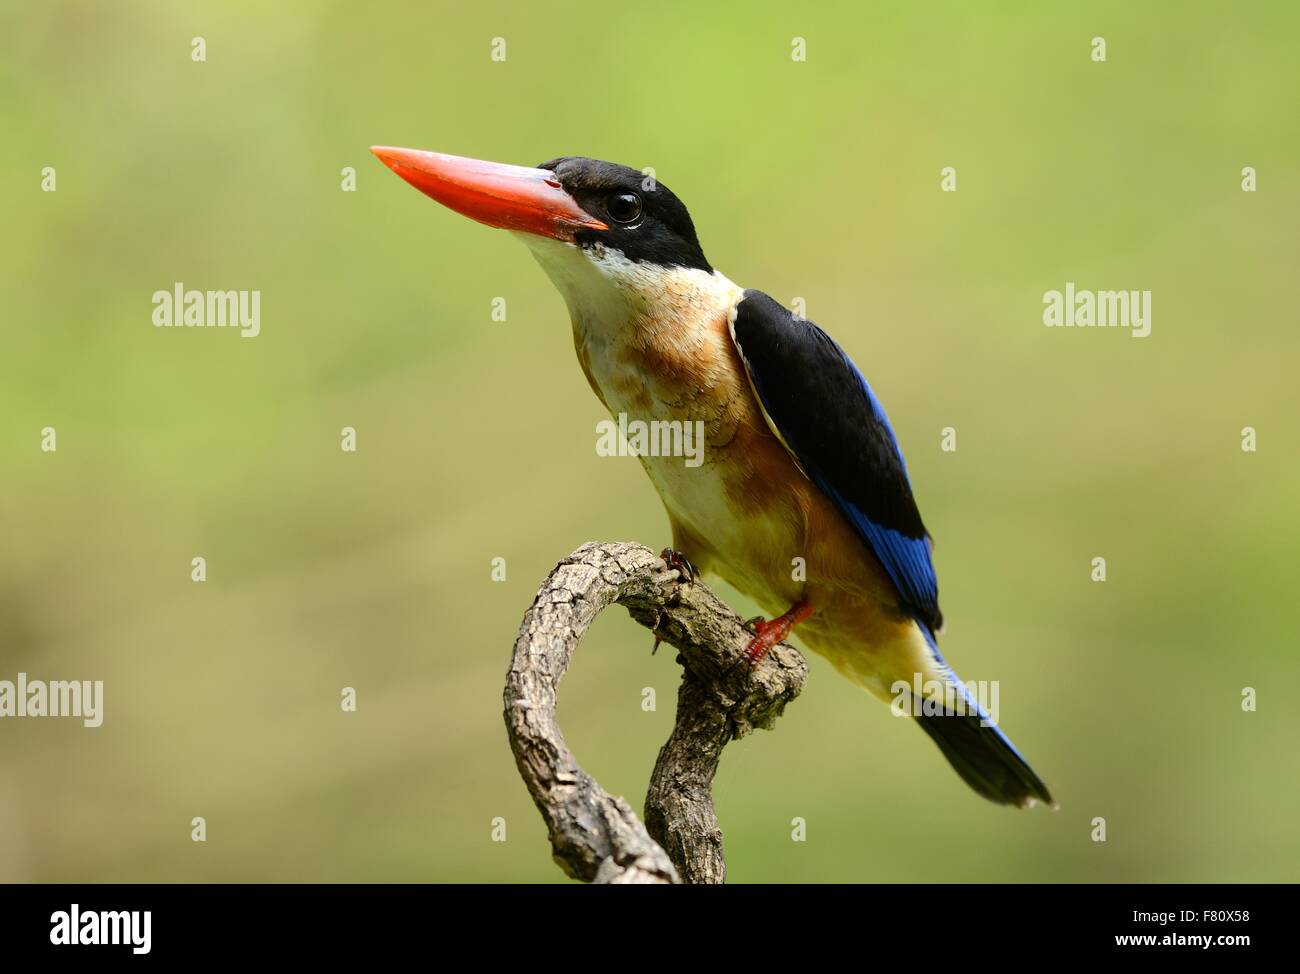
503;541;807;884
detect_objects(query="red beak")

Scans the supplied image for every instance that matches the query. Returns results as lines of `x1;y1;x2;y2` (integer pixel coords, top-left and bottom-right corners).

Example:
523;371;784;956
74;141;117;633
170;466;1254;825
370;146;607;241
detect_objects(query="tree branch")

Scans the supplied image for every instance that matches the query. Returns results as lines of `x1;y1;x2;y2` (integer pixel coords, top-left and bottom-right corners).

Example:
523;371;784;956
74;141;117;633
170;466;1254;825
503;541;807;884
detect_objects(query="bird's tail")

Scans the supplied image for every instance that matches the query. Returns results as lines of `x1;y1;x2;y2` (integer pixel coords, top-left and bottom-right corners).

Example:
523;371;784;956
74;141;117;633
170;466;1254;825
915;707;1054;808
806;619;1053;807
908;626;1054;808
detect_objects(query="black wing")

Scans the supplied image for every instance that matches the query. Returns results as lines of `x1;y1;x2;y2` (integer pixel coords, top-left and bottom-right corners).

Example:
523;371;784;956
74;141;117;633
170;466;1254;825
730;290;942;634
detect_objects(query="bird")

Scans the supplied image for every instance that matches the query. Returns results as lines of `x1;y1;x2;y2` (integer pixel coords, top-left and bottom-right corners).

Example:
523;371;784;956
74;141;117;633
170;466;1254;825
371;146;1054;808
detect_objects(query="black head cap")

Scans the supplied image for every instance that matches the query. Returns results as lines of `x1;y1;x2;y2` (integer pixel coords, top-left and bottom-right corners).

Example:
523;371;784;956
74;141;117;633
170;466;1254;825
537;157;712;272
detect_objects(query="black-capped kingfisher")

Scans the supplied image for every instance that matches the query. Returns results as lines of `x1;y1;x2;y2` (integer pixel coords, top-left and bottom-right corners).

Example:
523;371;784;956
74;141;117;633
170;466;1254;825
372;147;1053;808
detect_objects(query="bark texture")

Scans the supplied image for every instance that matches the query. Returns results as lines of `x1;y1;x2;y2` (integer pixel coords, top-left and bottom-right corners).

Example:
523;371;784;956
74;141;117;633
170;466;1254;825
503;541;807;884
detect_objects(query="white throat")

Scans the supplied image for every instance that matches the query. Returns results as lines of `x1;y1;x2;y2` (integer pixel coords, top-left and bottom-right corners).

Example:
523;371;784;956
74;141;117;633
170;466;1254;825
516;235;738;345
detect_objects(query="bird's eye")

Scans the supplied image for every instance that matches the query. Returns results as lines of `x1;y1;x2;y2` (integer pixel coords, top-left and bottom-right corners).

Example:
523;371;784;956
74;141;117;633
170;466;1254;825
606;192;643;224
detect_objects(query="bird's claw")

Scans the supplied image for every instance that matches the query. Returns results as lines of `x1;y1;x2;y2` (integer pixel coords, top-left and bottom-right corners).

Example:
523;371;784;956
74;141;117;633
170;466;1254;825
738;602;812;668
659;548;697;587
742;618;782;667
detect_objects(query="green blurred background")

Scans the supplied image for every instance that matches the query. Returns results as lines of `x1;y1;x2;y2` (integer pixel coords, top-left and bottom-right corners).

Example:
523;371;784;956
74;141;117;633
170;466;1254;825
1;0;1296;882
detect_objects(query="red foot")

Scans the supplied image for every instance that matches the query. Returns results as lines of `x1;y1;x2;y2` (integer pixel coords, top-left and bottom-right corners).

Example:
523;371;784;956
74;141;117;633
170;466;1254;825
743;601;813;665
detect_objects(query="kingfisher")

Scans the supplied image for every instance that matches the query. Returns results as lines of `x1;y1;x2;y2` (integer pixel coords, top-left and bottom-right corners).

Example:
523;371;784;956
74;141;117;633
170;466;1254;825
372;147;1054;808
